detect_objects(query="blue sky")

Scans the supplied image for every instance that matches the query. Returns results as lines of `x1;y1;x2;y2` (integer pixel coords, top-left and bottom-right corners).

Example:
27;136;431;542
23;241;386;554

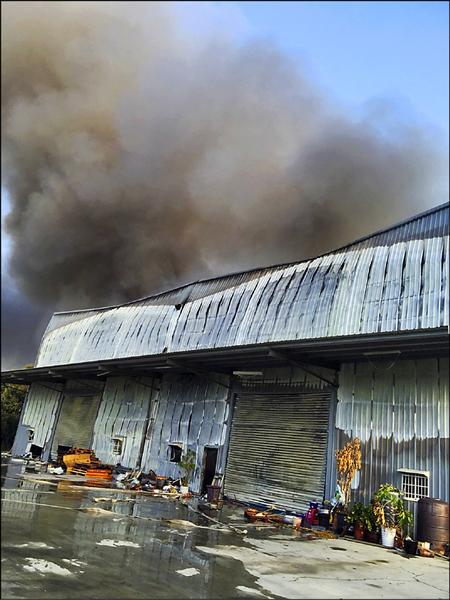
2;1;448;271
235;1;449;140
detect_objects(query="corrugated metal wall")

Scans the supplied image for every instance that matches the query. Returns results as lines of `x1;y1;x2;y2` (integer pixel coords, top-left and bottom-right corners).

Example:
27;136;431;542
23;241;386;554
140;374;231;492
35;205;448;368
11;383;63;459
92;376;157;468
330;357;449;505
224;389;332;512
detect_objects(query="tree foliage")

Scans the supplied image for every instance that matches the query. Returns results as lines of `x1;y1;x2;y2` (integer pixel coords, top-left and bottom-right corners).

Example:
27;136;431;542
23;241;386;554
1;368;31;450
335;438;362;508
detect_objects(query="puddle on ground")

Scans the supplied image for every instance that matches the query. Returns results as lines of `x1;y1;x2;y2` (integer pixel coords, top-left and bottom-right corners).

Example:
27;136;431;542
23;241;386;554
1;460;276;599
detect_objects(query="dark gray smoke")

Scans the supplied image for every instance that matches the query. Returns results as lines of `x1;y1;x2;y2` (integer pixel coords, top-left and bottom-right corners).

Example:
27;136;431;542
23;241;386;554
1;1;447;369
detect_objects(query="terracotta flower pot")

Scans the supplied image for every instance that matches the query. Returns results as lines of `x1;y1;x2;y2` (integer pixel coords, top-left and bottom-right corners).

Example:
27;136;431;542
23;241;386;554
365;529;379;543
332;511;346;534
354;523;365;540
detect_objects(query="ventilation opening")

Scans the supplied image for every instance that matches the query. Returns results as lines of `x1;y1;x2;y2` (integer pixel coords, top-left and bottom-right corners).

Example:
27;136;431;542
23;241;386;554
28;429;35;442
112;437;125;455
398;469;429;501
169;444;182;463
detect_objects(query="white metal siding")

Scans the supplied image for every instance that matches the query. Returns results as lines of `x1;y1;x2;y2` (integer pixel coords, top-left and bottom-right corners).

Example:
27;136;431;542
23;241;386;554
11;383;63;459
91;377;156;468
140;375;230;492
331;357;449;504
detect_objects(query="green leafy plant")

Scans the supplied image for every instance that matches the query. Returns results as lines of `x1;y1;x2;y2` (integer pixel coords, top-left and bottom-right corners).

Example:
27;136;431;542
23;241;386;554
1;382;27;450
345;502;366;525
372;484;413;534
362;504;377;533
346;503;377;532
179;449;196;486
396;501;414;537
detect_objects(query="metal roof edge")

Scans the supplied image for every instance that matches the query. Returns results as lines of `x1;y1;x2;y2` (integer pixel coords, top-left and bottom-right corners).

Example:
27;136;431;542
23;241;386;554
51;201;449;317
2;327;448;380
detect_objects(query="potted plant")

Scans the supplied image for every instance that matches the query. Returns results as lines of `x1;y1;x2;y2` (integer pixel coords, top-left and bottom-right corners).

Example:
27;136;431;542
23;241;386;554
363;504;379;543
179;449;196;495
396;501;414;550
372;484;413;548
346;502;366;540
333;438;362;533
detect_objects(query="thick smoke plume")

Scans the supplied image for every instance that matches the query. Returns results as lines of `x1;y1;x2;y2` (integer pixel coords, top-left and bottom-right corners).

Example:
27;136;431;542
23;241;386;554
1;1;447;368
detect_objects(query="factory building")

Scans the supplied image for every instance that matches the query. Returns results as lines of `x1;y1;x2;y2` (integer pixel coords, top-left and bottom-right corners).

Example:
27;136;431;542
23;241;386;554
3;203;448;512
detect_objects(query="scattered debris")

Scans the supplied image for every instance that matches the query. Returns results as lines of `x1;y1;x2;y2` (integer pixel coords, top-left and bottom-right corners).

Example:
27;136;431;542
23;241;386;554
47;465;64;475
236;586;270;597
62;559;88;567
163;519;204;529
64;448;112;479
96;539;141;548
417;542;435;558
92;497;135;504
186;503;246;535
176;567;200;577
79;507;118;517
22;558;73;577
13;542;57;550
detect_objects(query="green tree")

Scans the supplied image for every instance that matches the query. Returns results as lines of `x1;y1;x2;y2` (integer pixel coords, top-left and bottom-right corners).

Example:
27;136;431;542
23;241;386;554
1;365;32;450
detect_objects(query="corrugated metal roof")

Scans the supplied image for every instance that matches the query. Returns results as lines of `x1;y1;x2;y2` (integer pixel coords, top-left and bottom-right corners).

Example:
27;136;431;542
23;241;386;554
36;203;449;367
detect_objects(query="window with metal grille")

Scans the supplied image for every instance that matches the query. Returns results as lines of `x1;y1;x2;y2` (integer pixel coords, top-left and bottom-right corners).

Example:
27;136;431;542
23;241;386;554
399;470;429;501
112;437;124;455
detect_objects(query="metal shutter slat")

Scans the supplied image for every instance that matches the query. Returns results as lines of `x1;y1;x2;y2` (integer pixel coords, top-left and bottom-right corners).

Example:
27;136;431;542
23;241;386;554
224;391;331;512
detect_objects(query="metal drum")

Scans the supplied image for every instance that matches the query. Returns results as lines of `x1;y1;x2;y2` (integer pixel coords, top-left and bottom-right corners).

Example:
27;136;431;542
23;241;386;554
416;498;449;552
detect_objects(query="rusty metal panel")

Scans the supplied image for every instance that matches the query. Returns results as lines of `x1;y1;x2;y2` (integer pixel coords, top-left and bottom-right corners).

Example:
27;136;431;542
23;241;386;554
224;390;332;512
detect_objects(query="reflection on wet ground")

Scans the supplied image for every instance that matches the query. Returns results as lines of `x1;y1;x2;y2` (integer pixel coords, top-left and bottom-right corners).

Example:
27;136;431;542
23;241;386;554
1;460;278;599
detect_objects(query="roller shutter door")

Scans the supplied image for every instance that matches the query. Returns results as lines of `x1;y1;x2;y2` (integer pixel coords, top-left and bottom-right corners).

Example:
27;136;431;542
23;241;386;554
224;390;332;512
51;394;101;456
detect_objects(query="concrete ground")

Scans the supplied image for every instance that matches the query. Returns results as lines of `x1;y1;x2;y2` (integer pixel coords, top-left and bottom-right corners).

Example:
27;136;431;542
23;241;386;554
1;460;449;599
198;534;449;599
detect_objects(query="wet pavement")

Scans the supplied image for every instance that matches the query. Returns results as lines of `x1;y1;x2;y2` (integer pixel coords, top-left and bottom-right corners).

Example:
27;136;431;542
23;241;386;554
2;459;449;599
1;459;274;599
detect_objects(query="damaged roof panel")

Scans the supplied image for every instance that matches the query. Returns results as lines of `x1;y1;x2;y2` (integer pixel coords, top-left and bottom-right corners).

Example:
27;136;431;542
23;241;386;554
35;204;449;367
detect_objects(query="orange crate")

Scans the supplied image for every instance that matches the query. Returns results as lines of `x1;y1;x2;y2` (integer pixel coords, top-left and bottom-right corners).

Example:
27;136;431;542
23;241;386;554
63;454;93;466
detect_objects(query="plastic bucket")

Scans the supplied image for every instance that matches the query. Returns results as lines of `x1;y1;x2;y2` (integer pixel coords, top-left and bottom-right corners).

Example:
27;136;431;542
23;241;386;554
381;527;396;548
404;539;418;555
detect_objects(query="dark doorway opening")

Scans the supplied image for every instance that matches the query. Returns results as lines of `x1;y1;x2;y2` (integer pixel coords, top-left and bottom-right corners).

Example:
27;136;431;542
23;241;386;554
56;445;72;464
29;444;43;459
201;447;218;494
